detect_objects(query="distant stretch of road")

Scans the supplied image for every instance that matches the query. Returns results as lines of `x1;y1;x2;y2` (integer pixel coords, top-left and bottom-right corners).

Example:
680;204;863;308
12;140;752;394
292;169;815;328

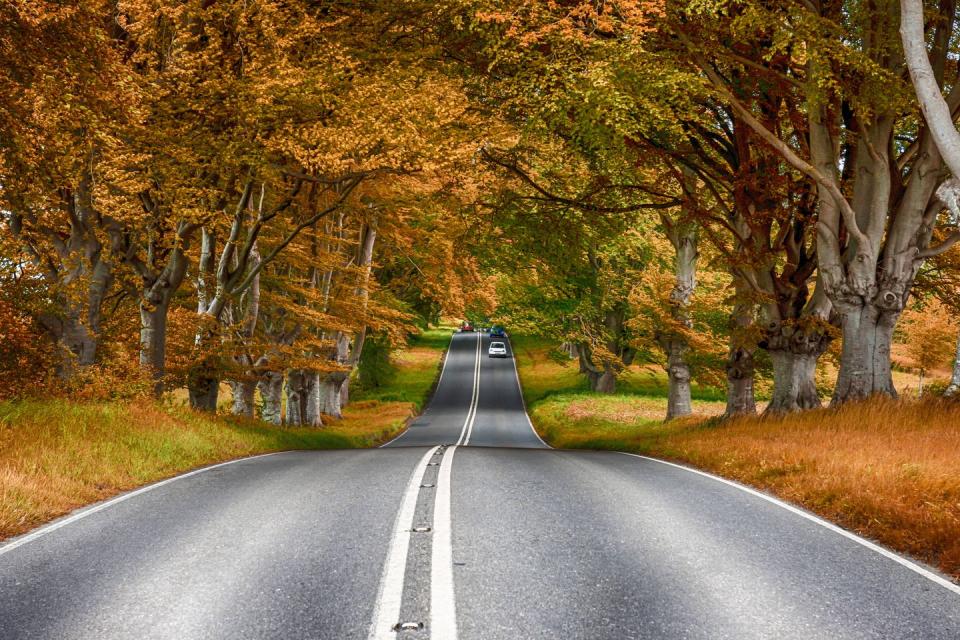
1;332;959;639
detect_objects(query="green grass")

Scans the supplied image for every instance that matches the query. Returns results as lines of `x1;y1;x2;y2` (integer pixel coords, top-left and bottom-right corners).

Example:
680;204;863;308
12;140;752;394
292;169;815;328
511;334;727;410
352;326;451;410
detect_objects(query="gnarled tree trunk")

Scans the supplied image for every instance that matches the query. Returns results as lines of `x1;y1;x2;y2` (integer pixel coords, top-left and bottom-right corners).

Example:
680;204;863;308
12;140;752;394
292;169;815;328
230;379;257;418
38;307;100;377
578;346;619;394
318;372;348;419
285;369;307;426
762;318;832;413
258;371;284;424
832;303;898;403
658;218;697;420
665;340;692;419
303;371;324;427
724;347;756;418
767;351;820;412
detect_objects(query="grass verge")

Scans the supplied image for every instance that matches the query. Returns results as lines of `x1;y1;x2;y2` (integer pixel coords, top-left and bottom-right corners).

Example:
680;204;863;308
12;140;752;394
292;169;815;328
0;327;447;542
513;334;960;581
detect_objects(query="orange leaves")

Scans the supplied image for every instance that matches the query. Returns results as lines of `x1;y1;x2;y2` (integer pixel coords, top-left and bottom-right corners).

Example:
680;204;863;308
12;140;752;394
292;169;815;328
900;301;958;375
476;0;663;47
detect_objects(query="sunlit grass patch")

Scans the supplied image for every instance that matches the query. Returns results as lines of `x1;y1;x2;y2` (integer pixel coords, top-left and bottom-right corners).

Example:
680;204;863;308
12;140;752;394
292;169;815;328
511;334;725;403
352;326;448;410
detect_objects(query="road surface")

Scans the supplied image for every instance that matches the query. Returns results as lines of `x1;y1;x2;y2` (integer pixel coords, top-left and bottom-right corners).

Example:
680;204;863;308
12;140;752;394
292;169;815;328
1;332;959;639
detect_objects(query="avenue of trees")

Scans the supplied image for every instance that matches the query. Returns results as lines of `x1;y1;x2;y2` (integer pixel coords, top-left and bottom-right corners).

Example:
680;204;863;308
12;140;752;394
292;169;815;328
3;0;960;423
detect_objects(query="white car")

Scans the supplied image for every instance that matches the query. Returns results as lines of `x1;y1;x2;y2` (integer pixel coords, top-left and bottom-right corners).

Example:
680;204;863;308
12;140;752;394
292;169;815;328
488;341;508;358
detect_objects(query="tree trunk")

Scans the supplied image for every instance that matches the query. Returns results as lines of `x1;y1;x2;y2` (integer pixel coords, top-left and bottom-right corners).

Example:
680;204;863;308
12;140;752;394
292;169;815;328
229;379;257;418
724;347;756;418
723;274;757;418
832;304;898;404
589;367;617;394
53;314;98;372
318;373;347;418
901;0;960;180
303;371;324;427
138;240;190;395
340;376;350;408
187;359;220;412
767;350;821;413
258;372;283;425
761;319;831;414
285;369;307;426
658;216;697;419
38;304;99;377
945;332;960;397
139;299;169;395
665;337;692;420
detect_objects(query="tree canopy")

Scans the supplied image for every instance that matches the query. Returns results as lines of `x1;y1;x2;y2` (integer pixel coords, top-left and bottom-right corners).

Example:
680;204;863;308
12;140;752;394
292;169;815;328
3;0;960;422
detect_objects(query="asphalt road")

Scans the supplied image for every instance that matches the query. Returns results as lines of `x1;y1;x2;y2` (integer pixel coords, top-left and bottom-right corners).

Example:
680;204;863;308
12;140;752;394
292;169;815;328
2;332;959;639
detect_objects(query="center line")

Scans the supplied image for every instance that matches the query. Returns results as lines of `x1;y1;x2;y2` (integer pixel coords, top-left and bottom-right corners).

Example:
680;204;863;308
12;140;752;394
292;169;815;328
368;446;439;640
457;334;481;446
431;444;458;638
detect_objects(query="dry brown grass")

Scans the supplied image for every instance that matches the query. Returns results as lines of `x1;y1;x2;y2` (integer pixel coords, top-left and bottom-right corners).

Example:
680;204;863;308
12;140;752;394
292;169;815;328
0;397;421;542
535;396;960;580
0;327;448;543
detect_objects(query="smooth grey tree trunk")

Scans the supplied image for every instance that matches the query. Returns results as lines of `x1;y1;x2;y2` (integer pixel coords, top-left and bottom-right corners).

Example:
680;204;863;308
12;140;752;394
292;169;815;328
139;302;168;372
724;347;756;418
258;372;284;424
303;371;323;427
665;339;692;420
318;373;347;419
659;216;697;420
230;379;257;418
767;350;821;413
832;304;898;404
901;0;960;179
285;370;307;426
137;235;191;395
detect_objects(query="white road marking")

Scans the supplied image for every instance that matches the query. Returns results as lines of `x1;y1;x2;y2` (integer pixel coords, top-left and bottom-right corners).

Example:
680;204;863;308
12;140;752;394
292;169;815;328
506;337;552;449
0;451;287;558
369;446;441;640
431;445;458;639
618;452;960;597
457;334;482;446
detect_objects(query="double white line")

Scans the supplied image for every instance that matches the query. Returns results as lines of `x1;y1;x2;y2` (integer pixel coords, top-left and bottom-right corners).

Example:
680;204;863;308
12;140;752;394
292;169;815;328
369;334;484;639
456;333;482;446
368;446;459;639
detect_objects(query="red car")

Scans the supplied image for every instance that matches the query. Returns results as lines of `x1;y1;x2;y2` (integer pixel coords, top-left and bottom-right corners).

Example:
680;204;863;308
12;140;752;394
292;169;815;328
460;321;474;332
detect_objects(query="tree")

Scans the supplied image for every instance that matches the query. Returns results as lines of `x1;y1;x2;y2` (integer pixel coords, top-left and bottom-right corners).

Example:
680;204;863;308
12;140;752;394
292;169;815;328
681;0;960;404
0;0;136;374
